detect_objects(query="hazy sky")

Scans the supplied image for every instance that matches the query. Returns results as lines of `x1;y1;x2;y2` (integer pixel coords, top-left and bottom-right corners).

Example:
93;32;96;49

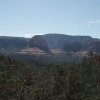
0;0;100;38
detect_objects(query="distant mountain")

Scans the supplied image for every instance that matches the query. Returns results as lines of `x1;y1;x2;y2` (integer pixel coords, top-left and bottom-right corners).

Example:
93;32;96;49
29;35;49;52
0;36;28;49
43;34;96;49
85;41;100;52
0;34;100;55
0;36;28;54
43;34;100;52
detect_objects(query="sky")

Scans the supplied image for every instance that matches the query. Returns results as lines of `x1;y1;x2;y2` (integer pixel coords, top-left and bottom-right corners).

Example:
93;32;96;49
0;0;100;38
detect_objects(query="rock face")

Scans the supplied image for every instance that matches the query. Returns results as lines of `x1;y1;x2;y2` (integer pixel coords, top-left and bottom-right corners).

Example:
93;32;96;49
18;47;46;55
29;35;49;52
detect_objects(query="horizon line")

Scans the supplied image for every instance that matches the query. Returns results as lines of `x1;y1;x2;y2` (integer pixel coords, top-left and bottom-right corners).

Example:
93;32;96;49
0;33;96;39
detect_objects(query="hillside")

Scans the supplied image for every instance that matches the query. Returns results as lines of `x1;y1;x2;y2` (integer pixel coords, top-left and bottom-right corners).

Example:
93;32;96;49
29;35;49;52
0;34;100;57
43;34;96;49
0;36;28;54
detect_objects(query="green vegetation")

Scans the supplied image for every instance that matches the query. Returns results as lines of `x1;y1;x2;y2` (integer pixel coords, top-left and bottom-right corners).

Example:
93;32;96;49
0;53;100;100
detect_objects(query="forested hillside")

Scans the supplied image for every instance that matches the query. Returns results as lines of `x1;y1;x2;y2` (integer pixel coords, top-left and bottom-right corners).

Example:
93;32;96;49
0;52;100;100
